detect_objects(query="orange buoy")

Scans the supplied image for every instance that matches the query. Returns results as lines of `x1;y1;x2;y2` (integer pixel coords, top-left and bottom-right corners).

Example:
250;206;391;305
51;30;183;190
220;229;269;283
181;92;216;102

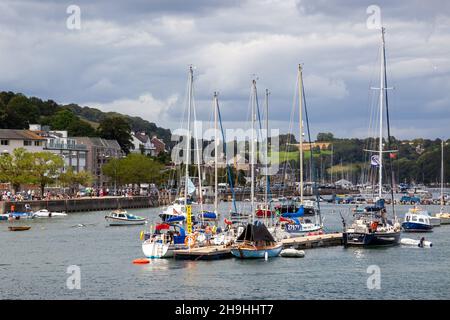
133;258;150;264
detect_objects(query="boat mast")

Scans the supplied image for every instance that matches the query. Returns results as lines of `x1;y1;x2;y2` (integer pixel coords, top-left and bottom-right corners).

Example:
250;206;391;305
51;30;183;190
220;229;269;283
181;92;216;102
214;92;219;215
378;29;385;199
184;66;193;207
441;140;444;210
251;79;257;221
264;89;269;211
298;64;304;203
192;77;204;215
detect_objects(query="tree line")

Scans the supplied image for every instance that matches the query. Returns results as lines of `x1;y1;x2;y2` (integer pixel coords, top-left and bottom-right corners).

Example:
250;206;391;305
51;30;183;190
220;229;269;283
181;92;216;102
0;91;172;153
0;148;93;195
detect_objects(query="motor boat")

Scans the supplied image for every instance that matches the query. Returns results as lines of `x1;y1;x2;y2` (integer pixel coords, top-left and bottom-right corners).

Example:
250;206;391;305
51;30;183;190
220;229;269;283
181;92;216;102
33;209;67;218
435;212;450;225
402;208;433;232
105;210;147;226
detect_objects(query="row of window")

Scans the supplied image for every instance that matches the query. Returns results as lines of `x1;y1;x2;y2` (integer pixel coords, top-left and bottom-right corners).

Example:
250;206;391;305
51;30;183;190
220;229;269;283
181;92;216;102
0;140;42;146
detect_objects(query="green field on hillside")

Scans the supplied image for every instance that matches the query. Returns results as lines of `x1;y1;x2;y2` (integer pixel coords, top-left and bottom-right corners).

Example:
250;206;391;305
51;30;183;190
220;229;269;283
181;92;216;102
268;150;331;164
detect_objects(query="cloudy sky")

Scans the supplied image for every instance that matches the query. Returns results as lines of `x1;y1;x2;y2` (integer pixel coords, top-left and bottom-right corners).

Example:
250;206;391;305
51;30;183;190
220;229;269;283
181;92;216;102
0;0;449;140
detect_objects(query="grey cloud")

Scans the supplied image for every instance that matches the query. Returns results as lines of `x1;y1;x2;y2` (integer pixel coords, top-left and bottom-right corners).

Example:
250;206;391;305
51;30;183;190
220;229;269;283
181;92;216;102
0;0;449;139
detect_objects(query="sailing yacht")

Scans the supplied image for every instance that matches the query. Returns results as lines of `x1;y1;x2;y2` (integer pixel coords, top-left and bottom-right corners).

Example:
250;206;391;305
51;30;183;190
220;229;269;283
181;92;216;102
342;28;401;247
280;65;323;236
231;79;283;258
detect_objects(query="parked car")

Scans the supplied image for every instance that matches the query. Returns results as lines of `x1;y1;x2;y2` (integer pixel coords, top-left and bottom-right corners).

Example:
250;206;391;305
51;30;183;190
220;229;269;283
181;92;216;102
400;195;421;204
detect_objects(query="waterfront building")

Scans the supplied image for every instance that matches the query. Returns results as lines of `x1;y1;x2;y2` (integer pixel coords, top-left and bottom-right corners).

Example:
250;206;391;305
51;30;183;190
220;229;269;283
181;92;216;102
131;132;156;156
0;129;46;154
74;137;125;188
150;136;167;155
29;124;88;173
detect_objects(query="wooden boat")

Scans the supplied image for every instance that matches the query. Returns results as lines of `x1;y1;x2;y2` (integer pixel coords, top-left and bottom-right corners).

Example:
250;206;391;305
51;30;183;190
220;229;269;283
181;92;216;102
231;223;283;259
8;226;31;231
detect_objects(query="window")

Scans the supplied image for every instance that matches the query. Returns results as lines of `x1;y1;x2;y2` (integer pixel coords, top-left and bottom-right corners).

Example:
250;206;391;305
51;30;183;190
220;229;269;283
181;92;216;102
0;140;9;146
34;141;41;146
23;140;32;146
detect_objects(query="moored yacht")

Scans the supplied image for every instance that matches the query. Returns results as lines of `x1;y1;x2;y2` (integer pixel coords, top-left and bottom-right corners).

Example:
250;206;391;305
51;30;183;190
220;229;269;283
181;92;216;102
343;28;401;247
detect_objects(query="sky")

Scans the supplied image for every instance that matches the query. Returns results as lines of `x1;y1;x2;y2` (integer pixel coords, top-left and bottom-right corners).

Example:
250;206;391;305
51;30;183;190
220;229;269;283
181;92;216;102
0;0;449;140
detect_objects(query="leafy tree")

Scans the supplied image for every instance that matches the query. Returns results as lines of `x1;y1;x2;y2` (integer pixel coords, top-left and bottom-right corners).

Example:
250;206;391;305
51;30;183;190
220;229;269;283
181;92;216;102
317;132;334;141
0;99;6;128
97;116;134;154
30;152;64;196
45;109;78;130
67;119;97;136
102;158;124;189
5;94;39;128
0;148;35;192
60;168;93;194
103;154;164;188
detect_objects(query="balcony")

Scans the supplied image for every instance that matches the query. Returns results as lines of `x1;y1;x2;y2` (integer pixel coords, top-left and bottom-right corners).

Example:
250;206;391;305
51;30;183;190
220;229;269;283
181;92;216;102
45;141;87;151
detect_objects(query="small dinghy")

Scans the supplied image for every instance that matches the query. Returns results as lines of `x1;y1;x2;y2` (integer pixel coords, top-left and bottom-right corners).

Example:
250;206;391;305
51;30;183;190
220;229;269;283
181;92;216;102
400;238;433;248
33;209;67;218
8;226;31;231
280;248;305;258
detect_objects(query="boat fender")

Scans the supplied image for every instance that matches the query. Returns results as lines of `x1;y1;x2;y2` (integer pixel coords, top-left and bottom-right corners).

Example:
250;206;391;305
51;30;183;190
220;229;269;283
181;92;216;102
133;258;150;264
184;234;197;248
139;231;144;241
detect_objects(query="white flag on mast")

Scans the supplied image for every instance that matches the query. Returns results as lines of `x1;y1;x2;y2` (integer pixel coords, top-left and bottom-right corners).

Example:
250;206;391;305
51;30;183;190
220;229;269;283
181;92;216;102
371;155;380;167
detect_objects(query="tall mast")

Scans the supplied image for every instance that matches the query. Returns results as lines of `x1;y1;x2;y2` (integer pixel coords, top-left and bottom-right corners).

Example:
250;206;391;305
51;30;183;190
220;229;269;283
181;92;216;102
251;79;256;220
214;92;219;215
192;77;204;214
441;140;444;210
184;66;193;206
378;28;386;199
264;89;269;208
298;64;304;203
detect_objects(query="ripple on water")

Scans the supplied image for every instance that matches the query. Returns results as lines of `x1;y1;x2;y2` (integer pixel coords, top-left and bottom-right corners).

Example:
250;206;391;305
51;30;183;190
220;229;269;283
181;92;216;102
1;204;450;299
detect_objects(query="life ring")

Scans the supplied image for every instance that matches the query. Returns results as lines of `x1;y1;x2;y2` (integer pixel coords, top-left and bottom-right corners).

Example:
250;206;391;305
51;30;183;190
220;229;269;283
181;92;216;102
184;234;197;248
371;221;378;231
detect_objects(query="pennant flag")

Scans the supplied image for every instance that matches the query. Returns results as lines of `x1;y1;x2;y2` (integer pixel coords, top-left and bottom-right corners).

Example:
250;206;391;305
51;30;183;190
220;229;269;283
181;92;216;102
187;178;196;195
371;155;380;167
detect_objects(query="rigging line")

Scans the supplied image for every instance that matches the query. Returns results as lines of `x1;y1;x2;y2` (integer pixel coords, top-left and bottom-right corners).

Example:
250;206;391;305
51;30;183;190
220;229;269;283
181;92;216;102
382;29;397;220
282;73;298;196
190;72;204;216
302;82;321;223
217;99;237;214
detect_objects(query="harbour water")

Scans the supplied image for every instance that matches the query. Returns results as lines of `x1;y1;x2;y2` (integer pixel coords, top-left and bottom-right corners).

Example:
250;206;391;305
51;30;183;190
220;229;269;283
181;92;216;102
1;202;450;299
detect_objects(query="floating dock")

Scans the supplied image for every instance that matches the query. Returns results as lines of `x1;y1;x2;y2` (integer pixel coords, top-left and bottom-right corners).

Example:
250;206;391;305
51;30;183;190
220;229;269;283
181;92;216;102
281;232;343;249
173;233;343;260
173;245;233;260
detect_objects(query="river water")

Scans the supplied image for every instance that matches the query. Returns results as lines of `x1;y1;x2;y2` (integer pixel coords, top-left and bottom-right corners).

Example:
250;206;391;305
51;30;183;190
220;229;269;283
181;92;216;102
1;202;450;299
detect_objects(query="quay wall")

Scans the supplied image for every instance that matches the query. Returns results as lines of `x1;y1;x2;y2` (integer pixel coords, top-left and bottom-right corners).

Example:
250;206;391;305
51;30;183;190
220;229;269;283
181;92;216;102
0;191;174;214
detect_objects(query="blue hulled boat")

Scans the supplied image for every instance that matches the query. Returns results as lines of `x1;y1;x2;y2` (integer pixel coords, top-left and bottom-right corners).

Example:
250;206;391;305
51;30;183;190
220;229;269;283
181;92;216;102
230;222;283;259
402;209;433;232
